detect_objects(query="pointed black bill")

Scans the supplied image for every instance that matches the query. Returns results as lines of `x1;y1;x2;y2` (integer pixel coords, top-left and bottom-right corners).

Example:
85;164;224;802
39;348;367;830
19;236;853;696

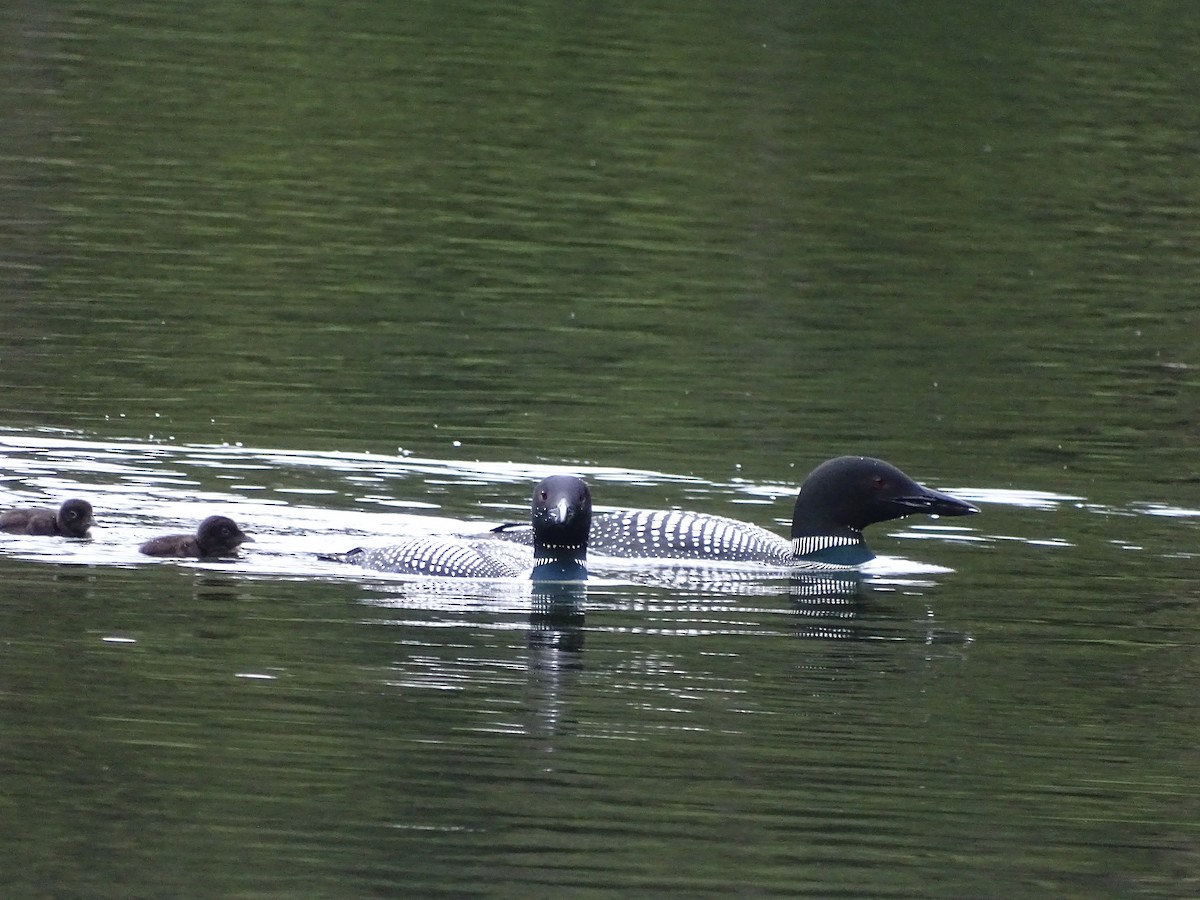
892;486;979;517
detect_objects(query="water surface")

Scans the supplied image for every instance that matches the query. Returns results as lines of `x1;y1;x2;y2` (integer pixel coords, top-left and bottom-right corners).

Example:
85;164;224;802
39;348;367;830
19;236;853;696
2;1;1198;896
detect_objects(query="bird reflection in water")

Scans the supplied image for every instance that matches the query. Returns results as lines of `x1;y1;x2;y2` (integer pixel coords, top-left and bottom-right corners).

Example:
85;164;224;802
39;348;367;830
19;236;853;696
788;571;972;647
523;581;586;745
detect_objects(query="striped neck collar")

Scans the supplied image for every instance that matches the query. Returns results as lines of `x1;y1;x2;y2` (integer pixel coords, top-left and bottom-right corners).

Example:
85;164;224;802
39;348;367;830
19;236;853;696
534;541;587;562
791;533;872;566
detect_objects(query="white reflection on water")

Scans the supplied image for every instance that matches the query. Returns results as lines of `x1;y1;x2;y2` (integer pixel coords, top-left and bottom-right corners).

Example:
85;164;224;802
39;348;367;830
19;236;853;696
953;486;1083;509
1137;502;1200;518
11;428;1177;584
1;429;988;581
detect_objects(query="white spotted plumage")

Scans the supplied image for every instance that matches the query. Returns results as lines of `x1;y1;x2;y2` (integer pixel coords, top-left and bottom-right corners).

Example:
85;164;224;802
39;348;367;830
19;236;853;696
588;509;794;562
347;536;532;578
334;474;591;578
495;508;861;568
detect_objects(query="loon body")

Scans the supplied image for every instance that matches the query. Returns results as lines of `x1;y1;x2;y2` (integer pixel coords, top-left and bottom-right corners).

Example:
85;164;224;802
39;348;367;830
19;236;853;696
496;457;977;567
1;498;96;538
140;515;252;558
335;535;534;578
331;475;591;580
585;509;793;562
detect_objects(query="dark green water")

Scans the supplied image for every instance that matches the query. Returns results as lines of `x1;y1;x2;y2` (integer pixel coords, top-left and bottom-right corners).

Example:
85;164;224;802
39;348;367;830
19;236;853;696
2;2;1198;897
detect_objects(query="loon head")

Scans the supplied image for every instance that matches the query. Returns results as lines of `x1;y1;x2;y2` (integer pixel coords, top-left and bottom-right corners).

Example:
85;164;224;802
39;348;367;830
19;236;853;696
530;475;591;579
196;515;252;557
791;456;979;541
58;498;97;537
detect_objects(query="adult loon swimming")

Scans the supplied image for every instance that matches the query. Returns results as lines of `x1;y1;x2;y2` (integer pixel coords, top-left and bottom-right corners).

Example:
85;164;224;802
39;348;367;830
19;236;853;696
495;457;978;567
328;475;591;579
0;498;96;538
140;515;252;558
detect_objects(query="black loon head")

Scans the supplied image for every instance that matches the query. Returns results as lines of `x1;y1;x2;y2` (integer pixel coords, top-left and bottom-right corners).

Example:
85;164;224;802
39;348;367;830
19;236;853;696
196;515;252;556
57;499;96;538
791;456;978;560
530;475;591;580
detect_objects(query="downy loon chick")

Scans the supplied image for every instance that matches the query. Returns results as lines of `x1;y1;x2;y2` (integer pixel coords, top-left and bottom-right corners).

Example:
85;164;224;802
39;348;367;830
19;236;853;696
0;498;96;538
139;515;252;558
497;456;978;567
330;475;591;579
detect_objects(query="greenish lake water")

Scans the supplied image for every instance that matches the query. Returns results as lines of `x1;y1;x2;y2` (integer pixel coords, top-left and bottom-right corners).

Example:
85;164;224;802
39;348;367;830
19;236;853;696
1;2;1197;897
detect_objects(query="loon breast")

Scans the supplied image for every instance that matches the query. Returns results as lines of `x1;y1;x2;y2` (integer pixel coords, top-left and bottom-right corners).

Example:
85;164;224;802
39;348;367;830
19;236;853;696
587;510;794;562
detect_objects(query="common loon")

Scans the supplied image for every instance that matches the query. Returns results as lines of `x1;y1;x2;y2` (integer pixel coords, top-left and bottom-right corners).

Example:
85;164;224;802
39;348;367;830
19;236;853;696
329;475;591;579
495;456;978;567
0;498;96;538
140;515;252;558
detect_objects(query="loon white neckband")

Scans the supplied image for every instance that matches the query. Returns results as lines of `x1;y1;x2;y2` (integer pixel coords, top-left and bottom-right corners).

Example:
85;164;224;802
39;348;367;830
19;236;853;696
791;534;863;558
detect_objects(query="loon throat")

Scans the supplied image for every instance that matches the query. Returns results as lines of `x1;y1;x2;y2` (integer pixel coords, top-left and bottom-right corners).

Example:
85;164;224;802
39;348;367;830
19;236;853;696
790;534;864;558
535;541;587;562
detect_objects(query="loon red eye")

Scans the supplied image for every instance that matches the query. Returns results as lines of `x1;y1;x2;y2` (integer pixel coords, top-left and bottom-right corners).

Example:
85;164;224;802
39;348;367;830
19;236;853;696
539;490;548;501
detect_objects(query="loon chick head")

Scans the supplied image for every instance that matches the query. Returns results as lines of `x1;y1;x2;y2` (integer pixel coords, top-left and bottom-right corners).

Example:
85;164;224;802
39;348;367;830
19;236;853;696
530;475;592;580
193;515;252;557
790;456;978;563
55;499;97;537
